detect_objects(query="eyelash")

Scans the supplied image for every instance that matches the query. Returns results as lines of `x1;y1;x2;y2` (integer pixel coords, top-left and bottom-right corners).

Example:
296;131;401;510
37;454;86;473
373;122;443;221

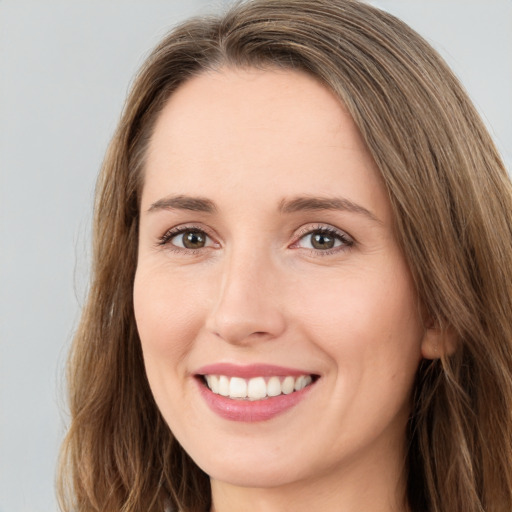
292;225;354;255
157;224;213;252
156;224;354;256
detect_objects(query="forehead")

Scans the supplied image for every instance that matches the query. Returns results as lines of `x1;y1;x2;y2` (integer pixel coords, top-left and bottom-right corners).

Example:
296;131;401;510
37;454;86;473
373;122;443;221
142;67;387;219
147;66;365;157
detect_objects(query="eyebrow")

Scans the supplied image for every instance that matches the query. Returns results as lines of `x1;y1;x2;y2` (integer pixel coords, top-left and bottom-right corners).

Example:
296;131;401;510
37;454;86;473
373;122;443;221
148;195;217;213
278;196;381;224
147;194;380;224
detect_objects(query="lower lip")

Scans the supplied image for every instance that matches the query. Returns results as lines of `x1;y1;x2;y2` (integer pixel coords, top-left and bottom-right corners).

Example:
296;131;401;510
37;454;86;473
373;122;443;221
196;379;315;422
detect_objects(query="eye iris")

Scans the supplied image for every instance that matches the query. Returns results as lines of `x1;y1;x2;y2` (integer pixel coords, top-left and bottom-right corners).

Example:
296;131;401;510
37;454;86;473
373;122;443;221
183;231;206;249
311;232;335;250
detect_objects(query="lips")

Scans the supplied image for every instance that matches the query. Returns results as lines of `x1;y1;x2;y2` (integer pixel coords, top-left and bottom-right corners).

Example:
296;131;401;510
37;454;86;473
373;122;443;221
194;363;318;421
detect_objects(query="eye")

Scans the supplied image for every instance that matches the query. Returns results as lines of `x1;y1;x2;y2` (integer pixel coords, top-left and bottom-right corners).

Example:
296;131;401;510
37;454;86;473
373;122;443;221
159;227;216;250
295;227;353;253
174;229;209;249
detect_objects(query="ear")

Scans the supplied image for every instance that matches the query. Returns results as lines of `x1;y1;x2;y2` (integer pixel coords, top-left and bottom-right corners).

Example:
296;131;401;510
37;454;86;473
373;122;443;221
420;322;458;360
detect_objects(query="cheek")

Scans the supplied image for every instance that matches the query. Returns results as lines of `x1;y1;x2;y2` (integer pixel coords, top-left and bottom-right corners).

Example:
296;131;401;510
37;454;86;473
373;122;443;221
293;260;423;376
133;266;206;373
133;265;210;428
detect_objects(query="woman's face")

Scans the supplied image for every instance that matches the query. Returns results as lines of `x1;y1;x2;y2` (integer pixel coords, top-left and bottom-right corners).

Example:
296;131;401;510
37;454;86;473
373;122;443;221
134;68;430;490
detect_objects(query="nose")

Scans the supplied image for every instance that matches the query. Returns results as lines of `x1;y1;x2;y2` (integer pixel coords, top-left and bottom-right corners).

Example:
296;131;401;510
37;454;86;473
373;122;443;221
205;250;286;345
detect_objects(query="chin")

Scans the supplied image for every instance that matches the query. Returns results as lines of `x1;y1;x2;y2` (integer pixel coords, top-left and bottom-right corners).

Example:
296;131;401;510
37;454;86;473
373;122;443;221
196;451;306;489
208;467;296;489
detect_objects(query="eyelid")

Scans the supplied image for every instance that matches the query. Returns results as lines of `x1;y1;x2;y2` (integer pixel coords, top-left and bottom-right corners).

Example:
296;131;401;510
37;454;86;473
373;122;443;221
157;224;220;248
290;223;355;253
293;223;354;242
155;222;354;255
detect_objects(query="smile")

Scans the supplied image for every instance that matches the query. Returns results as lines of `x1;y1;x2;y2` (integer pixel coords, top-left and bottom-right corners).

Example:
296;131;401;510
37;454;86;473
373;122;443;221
194;364;318;422
203;374;313;400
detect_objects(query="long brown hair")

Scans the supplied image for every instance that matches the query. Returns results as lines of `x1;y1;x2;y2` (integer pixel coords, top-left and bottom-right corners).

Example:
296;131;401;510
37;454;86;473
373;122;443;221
58;1;512;511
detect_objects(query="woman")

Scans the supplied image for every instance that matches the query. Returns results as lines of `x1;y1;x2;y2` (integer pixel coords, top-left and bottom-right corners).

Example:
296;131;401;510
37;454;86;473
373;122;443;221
58;1;512;511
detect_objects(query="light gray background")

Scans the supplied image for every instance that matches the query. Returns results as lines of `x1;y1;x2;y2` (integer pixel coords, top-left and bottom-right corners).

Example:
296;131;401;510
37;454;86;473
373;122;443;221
1;1;510;511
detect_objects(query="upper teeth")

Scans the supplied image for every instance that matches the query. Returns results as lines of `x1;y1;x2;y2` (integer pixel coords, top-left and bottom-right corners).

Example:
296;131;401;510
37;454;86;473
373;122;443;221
204;375;313;400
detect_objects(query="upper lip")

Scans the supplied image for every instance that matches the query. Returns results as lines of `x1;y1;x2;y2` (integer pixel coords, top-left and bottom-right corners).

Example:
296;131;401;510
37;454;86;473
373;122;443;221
195;363;316;379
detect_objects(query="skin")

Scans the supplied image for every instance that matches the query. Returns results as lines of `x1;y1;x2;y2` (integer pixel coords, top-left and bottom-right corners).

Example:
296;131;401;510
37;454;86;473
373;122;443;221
134;67;440;512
